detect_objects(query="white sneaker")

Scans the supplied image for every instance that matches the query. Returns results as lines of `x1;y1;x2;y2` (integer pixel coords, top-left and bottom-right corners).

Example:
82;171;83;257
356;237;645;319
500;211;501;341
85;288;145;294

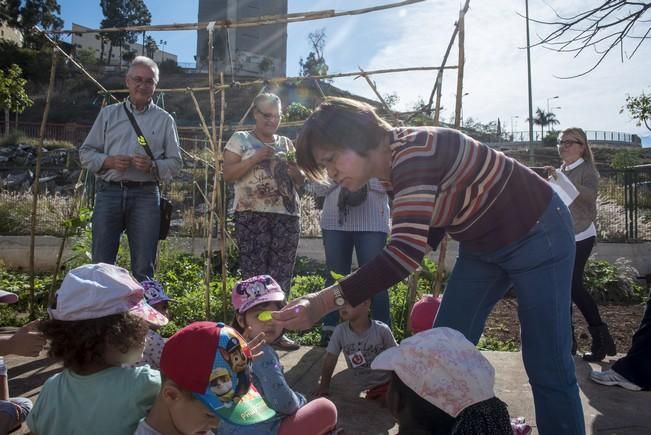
589;369;642;391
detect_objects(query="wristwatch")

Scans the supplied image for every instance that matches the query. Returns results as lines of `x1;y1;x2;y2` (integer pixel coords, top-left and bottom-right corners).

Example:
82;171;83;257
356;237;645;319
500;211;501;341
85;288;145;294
332;284;346;307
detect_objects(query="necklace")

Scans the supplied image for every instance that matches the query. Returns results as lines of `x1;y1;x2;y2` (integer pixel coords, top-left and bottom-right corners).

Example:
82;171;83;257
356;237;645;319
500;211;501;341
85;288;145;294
252;130;275;146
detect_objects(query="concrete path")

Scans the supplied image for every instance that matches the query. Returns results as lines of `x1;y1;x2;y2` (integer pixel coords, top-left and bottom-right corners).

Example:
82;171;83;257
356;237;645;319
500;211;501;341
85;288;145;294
4;347;650;434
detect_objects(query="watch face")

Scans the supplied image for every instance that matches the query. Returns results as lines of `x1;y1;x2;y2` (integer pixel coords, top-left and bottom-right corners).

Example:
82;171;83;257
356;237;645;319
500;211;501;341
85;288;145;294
335;296;345;307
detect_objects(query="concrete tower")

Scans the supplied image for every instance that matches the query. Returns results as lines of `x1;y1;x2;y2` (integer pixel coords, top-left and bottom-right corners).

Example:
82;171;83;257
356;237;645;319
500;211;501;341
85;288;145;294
196;0;288;78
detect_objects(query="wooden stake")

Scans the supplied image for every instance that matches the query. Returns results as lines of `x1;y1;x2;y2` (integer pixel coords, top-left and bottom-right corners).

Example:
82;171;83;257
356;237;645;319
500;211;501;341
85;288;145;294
54;1;425;34
218;73;228;321
35;26;118;104
237;84;268;126
204;25;216;320
106;65;457;95
187;89;216;151
358;67;401;125
432;2;469;298
29;47;58;318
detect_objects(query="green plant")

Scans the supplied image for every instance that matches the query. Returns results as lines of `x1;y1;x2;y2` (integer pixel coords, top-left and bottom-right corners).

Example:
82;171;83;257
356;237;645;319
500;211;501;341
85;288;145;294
584;258;644;304
611;149;642;169
284;102;312;122
477;335;519;352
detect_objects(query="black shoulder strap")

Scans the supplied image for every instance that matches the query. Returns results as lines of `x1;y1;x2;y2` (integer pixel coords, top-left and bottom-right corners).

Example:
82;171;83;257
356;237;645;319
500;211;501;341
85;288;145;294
123;102;155;160
123;102;160;181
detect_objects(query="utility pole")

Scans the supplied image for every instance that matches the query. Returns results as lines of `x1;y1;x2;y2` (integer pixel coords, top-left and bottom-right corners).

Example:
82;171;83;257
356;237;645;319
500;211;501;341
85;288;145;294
525;0;534;164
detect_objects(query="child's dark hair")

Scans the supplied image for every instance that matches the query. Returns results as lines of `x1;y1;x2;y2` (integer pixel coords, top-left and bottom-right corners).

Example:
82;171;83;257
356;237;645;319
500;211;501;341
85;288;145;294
40;313;149;372
387;373;512;435
387;372;455;435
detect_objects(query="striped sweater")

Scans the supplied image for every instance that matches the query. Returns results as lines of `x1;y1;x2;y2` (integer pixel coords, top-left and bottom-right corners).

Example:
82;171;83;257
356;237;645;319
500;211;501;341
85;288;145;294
341;127;552;306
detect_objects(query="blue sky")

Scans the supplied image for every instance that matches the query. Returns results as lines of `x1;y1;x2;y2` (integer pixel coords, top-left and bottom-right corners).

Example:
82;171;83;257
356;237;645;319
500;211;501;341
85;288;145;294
56;0;651;145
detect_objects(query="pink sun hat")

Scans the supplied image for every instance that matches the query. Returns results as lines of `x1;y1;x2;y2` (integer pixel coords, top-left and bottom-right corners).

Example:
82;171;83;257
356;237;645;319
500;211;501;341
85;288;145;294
232;275;285;313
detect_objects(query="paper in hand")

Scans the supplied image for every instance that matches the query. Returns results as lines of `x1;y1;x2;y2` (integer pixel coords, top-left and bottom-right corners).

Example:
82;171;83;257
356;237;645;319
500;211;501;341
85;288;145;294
548;171;579;206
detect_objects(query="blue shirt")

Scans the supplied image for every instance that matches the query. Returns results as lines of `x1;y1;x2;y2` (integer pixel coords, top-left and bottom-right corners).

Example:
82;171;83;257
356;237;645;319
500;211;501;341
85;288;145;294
217;345;306;435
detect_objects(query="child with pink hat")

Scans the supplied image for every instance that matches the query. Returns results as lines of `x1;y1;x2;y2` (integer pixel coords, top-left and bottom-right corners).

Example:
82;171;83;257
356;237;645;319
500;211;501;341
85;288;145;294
26;263;167;435
225;274;338;435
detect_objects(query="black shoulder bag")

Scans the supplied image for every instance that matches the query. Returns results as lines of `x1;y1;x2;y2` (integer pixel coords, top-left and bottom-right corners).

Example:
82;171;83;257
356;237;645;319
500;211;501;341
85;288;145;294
123;103;173;240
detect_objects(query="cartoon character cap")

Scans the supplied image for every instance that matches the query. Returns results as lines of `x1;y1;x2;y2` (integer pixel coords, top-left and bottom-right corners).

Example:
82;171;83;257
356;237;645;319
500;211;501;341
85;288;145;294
160;321;275;425
140;279;175;306
232;275;285;313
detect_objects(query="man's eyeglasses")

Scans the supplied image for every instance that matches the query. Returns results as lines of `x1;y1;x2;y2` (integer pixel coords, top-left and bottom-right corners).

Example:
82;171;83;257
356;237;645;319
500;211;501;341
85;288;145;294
128;76;157;87
255;108;281;121
557;140;582;148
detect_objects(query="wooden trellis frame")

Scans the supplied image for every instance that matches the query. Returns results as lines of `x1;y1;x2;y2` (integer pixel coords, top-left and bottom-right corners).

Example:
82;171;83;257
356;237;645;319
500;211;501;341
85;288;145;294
28;0;469;322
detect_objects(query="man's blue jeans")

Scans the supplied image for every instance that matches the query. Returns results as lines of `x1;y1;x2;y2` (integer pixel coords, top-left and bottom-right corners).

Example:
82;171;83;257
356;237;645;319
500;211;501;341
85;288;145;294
434;193;585;435
91;181;160;281
321;230;392;330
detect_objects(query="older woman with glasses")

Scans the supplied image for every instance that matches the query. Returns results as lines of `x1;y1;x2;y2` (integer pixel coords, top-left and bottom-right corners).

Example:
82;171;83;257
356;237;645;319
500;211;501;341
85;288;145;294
223;92;305;351
272;97;585;434
545;127;616;362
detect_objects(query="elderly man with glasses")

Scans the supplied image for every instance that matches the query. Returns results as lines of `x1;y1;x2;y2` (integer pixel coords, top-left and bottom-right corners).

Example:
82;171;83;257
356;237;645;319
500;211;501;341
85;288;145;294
80;56;182;281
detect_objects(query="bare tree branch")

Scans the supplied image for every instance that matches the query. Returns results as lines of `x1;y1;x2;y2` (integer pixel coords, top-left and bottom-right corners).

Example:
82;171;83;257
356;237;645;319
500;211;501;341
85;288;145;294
527;1;651;77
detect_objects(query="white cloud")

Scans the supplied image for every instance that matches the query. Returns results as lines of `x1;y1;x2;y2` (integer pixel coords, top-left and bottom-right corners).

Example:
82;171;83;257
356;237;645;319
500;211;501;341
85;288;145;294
317;0;650;140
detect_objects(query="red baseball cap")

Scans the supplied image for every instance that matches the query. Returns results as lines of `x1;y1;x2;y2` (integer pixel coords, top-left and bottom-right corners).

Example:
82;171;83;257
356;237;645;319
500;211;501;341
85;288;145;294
409;294;442;333
160;321;275;426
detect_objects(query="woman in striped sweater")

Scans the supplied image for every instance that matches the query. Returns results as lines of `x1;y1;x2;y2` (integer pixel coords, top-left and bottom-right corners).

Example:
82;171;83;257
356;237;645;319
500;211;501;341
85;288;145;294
272;97;584;435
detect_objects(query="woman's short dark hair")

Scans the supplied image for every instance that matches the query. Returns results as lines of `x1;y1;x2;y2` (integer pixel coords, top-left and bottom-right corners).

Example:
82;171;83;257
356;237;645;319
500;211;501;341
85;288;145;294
40;313;149;372
296;97;393;180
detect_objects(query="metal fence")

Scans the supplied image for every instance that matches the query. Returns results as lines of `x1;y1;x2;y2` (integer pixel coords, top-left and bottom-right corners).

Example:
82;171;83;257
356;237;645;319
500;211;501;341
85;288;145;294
597;166;651;241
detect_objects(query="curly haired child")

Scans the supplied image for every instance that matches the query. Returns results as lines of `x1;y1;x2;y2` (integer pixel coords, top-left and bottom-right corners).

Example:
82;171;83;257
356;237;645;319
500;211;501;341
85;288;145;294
26;263;168;435
222;274;338;435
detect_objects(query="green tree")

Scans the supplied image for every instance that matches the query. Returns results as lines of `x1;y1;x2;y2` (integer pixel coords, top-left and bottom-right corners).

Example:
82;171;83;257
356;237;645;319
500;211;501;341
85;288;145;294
611;149;642;169
76;47;98;66
299;28;330;79
144;35;158;59
0;64;33;134
528;108;560;138
19;0;63;47
623;92;651;131
100;0;151;65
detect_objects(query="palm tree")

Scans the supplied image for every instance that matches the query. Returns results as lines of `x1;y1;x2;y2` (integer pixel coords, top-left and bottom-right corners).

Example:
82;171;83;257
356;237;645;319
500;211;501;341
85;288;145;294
528;108;560;138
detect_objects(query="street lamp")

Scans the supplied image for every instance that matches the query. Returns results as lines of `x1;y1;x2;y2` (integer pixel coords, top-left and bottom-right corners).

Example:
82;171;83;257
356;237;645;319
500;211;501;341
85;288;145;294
546;95;559;113
510;115;519;141
159;40;167;62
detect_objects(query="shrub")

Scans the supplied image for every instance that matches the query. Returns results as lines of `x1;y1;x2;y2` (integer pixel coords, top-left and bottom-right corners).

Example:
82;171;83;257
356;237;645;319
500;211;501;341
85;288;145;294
584;257;644;304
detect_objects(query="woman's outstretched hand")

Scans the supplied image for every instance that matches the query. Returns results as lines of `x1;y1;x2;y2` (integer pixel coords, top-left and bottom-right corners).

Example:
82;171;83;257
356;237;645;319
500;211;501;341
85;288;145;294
271;288;336;331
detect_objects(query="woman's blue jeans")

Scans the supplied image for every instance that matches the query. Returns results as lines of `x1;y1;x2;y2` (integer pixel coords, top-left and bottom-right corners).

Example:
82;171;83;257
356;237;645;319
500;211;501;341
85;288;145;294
321;230;392;330
434;193;585;435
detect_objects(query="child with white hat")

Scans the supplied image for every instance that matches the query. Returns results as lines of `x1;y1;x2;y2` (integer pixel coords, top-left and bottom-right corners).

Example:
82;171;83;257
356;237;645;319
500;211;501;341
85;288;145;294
372;327;515;435
26;263;168;435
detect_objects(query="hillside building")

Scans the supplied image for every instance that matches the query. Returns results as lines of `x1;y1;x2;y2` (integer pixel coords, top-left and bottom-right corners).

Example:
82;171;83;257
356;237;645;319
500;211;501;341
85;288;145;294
196;0;287;78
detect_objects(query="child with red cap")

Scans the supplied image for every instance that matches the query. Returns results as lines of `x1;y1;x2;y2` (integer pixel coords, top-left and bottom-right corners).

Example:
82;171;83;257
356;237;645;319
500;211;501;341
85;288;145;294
228;275;338;435
135;321;274;434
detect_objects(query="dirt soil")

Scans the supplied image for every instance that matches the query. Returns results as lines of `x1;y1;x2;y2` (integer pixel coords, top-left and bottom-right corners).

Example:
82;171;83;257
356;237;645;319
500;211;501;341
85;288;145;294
484;298;646;352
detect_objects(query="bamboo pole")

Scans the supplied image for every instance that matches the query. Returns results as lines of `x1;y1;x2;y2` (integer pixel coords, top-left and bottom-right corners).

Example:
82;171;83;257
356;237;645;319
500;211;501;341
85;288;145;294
187;89;216;151
218;73;228;321
53;0;425;34
48;169;88;306
358;67;401;125
429;0;470;124
28;48;58;318
204;25;216;320
237;84;268;126
432;3;468;299
106;65;458;95
34;26;119;104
